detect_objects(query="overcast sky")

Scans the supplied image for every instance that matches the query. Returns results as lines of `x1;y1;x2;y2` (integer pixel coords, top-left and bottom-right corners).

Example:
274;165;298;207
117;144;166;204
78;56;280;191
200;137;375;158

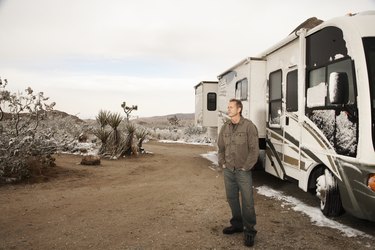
1;0;374;118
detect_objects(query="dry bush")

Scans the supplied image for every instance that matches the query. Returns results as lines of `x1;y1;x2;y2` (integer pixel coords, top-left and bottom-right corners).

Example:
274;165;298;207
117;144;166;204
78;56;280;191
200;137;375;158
0;79;59;184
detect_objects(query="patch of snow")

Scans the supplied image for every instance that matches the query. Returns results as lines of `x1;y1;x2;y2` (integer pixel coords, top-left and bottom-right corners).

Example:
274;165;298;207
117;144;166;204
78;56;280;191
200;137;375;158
159;140;190;144
256;186;374;239
159;140;213;146
335;54;345;60
201;151;218;166
307;82;327;108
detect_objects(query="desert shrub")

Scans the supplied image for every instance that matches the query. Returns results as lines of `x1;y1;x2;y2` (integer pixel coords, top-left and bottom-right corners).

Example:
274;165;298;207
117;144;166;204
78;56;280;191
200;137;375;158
148;128;184;141
184;124;207;136
0;79;57;183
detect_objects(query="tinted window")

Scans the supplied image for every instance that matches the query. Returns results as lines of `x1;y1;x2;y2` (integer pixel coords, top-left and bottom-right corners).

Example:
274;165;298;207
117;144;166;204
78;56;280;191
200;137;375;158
286;70;298;112
207;92;217;111
269;70;282;125
235;78;248;100
306;26;348;68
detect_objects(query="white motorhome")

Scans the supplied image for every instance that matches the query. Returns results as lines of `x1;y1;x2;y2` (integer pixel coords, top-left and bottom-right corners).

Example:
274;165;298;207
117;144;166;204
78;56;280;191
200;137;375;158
215;11;375;222
194;81;219;140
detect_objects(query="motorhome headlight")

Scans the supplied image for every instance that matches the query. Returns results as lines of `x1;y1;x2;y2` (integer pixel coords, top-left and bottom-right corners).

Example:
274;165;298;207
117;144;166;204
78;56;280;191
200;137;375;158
368;174;375;192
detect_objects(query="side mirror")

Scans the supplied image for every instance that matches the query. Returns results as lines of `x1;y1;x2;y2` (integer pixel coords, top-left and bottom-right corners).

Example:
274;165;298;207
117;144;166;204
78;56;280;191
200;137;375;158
328;72;349;105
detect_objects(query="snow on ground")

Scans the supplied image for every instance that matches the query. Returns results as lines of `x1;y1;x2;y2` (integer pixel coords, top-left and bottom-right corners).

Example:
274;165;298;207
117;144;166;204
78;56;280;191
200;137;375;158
199;151;374;240
257;186;373;239
200;151;218;166
159;139;213;146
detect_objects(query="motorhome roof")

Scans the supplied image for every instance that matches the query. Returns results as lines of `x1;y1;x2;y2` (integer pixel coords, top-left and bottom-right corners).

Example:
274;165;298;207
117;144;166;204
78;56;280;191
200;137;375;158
257;11;375;58
217;11;375;81
193;81;218;89
217;57;264;79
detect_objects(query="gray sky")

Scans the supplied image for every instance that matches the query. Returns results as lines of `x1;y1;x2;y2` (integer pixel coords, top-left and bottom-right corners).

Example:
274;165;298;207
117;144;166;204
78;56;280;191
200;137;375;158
1;0;374;118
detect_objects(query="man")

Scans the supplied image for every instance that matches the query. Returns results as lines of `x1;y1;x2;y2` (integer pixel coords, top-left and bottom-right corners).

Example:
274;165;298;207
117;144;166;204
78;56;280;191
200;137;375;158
217;98;259;247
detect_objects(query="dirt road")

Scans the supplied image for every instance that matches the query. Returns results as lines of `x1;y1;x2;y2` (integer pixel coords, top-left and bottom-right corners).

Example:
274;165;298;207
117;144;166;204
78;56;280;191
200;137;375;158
0;141;374;249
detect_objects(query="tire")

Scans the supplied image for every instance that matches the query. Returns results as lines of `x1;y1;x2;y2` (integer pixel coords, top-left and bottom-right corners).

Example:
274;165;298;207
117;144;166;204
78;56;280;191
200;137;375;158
315;169;345;217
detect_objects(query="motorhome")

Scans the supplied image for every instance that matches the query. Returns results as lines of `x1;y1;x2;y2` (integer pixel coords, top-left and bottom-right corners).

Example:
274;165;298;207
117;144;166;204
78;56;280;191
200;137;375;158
215;11;375;222
194;81;219;140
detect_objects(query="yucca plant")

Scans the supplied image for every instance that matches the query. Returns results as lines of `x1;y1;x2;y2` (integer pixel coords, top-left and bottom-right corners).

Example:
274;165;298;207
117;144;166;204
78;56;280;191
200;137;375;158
136;128;149;153
93;128;111;155
107;112;123;146
96;110;110;129
125;122;137;156
115;122;137;157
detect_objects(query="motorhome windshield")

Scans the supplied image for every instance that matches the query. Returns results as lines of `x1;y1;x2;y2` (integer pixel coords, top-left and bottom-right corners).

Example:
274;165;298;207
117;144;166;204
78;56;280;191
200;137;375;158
306;26;358;157
363;37;375;150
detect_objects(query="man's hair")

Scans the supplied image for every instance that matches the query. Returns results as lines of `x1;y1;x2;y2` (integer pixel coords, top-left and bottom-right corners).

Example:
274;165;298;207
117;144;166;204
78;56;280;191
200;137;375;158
229;98;243;115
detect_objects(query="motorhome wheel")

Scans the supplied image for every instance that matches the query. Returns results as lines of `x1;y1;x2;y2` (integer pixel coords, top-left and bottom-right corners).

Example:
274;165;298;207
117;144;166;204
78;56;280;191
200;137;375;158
316;169;344;217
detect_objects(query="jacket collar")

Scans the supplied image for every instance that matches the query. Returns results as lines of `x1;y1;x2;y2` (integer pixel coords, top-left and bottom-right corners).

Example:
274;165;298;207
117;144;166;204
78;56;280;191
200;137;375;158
228;116;244;125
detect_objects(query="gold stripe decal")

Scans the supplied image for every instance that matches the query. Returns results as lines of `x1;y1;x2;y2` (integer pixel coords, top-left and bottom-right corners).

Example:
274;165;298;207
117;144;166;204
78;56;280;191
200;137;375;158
302;122;339;175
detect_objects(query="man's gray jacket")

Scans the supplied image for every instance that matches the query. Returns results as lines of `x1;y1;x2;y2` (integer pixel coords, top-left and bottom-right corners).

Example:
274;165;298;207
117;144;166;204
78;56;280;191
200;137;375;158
217;117;259;171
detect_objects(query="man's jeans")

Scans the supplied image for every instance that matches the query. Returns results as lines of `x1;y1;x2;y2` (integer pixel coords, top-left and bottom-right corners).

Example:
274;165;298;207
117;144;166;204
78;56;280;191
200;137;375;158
223;168;257;235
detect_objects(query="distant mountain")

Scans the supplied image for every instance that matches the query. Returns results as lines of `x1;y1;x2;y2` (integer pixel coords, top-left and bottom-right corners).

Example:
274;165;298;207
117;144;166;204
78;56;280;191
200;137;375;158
1;109;83;123
1;110;194;125
138;113;194;120
133;113;194;126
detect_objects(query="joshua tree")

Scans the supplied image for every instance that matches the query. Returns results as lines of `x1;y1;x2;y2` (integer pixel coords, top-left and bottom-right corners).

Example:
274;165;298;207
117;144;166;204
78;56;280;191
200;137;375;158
168;115;180;126
121;101;138;121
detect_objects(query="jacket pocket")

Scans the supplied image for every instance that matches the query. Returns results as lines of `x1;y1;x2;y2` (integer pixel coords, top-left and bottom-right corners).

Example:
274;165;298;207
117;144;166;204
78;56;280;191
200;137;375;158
235;132;246;145
223;133;231;146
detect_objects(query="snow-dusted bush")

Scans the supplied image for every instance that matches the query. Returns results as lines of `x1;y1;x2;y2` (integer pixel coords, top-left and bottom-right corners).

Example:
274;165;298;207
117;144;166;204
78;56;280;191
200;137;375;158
184;124;207;136
0;79;57;183
148;127;184;141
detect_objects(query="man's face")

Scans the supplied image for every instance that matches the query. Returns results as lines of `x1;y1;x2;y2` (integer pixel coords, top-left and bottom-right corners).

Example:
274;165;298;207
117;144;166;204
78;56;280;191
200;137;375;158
227;101;240;117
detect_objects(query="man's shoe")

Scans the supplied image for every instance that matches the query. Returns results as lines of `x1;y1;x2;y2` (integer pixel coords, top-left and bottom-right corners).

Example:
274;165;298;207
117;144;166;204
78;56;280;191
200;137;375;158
244;233;255;247
222;226;243;234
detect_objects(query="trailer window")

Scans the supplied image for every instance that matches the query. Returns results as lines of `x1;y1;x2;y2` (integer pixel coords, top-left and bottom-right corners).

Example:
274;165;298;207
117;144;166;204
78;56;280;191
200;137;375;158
286;70;298;112
235;78;248;101
269;70;282;125
207;92;217;111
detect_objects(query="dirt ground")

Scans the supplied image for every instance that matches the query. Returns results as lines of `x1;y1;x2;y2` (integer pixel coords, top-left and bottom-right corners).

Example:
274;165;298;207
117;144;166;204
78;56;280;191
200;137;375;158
0;141;374;249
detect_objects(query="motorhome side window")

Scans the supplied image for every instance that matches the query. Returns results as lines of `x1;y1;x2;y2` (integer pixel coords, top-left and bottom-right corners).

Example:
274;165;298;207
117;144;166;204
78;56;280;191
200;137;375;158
269;70;282;125
306;26;358;157
235;78;248;101
207;92;217;111
286;70;298;112
306;59;355;107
